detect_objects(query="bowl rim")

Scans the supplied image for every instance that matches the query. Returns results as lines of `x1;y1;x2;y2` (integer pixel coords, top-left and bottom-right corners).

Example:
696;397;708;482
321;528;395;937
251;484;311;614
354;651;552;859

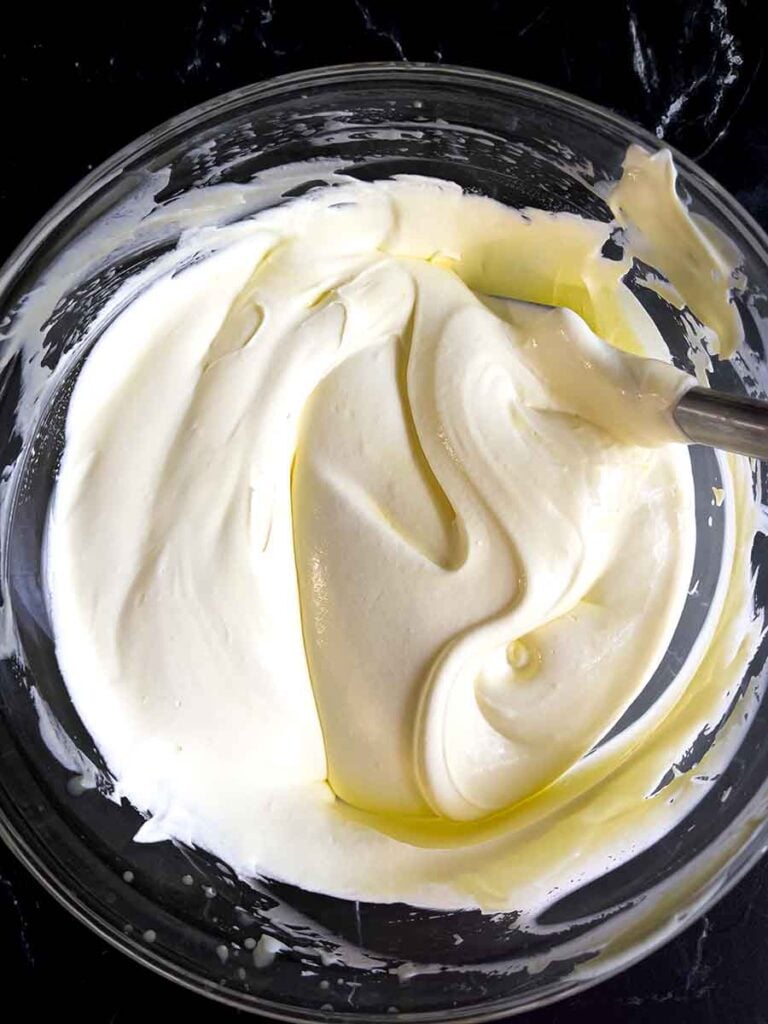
2;60;768;1022
4;61;768;296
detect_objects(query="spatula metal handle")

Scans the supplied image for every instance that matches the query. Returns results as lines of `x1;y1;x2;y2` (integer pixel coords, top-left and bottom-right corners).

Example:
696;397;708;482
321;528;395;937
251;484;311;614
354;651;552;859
674;386;768;460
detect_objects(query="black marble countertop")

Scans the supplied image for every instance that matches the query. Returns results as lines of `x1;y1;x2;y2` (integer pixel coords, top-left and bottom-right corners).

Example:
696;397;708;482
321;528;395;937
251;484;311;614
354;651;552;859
1;2;767;1021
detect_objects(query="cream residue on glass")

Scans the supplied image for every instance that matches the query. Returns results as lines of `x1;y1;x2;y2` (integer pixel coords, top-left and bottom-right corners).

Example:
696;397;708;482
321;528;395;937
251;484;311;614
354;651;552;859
45;146;760;913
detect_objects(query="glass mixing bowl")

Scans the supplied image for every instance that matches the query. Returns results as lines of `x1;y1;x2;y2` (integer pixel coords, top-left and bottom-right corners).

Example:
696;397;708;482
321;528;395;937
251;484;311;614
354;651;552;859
1;63;768;1022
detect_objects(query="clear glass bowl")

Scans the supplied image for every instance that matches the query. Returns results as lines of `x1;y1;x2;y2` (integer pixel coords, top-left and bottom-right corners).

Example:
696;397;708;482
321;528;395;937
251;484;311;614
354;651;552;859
1;63;768;1022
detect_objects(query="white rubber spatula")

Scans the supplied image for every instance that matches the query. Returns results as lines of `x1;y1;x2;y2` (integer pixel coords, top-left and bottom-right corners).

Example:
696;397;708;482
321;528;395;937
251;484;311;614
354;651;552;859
488;294;767;461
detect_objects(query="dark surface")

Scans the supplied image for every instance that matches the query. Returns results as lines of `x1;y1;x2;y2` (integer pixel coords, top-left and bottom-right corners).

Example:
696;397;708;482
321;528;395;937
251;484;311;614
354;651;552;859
1;1;767;1020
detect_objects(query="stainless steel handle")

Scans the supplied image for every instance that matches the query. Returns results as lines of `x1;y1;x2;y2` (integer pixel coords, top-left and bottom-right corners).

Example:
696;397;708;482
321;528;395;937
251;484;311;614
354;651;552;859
674;386;768;460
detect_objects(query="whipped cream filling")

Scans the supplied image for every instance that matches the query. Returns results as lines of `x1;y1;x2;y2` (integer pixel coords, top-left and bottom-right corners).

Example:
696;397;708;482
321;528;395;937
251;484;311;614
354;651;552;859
46;146;758;911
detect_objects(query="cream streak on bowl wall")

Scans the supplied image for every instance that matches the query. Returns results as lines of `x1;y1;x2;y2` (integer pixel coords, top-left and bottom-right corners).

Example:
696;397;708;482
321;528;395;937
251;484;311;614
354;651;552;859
45;146;761;912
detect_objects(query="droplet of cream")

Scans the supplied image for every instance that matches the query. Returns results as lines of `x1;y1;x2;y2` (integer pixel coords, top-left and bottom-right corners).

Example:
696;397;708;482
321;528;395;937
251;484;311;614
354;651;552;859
394;961;420;982
252;933;286;969
66;773;97;797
